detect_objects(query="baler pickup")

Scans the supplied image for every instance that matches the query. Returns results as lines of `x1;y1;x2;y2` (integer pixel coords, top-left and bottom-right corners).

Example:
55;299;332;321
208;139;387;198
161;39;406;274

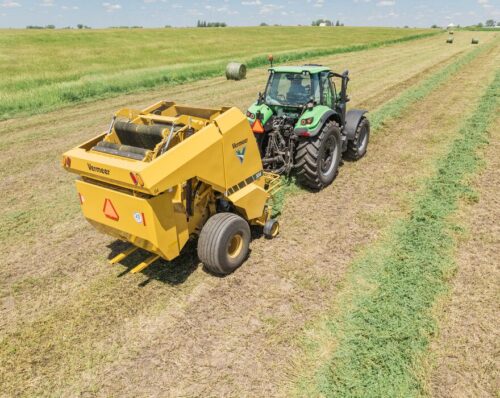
62;101;280;275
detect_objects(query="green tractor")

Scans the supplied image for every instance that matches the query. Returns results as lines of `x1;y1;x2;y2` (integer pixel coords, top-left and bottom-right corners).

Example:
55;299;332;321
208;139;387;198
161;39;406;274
246;65;370;190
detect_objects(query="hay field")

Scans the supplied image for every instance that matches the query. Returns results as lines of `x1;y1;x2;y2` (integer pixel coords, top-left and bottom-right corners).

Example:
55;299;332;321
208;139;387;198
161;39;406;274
0;29;498;397
0;26;433;119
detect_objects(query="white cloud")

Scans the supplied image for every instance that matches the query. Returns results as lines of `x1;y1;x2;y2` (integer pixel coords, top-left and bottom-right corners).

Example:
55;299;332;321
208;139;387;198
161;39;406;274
1;0;21;8
377;0;395;6
259;3;284;14
242;0;261;5
102;2;121;12
40;0;53;6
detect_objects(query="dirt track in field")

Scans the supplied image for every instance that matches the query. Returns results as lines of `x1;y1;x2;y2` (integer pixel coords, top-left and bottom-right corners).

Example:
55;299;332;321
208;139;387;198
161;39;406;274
429;117;500;398
0;32;497;396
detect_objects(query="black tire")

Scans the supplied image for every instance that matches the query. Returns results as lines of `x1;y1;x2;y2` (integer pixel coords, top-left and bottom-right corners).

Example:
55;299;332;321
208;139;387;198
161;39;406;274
197;212;250;275
295;120;341;190
263;219;280;239
344;117;370;160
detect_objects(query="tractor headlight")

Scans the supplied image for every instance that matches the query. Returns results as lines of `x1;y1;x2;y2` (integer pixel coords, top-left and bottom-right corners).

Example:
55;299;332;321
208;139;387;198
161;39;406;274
301;117;314;125
246;111;255;119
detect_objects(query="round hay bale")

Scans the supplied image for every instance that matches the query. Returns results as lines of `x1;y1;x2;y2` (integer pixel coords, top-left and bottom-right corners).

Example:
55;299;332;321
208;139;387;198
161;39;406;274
471;38;479;44
449;31;454;35
446;37;454;44
225;62;247;81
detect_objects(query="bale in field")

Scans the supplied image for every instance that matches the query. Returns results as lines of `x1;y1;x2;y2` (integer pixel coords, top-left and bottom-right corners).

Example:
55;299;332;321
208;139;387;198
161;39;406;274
226;62;247;80
471;38;479;44
446;37;454;44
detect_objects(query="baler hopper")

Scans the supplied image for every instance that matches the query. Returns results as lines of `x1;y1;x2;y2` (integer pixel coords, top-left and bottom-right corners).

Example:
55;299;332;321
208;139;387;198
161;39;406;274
62;101;280;275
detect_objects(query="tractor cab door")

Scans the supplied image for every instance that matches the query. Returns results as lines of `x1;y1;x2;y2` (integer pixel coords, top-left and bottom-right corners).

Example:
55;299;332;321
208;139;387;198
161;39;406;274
319;72;336;109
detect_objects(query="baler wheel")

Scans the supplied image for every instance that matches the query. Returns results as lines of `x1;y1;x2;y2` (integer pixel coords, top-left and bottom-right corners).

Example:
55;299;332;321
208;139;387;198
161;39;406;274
263;219;280;239
198;213;250;275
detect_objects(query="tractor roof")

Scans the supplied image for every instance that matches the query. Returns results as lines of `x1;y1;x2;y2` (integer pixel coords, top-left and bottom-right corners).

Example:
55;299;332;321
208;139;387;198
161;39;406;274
269;65;331;74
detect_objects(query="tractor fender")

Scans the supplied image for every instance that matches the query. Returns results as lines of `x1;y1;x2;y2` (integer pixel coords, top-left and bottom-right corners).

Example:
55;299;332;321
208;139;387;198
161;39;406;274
344;109;368;140
294;110;341;137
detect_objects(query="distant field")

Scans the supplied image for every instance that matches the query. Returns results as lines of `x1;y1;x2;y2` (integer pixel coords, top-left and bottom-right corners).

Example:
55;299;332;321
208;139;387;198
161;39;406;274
0;26;435;119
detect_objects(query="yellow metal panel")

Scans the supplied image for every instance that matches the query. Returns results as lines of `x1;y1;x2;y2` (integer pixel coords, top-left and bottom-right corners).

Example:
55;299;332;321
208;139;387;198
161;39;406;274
63;147;149;193
76;179;185;260
229;182;269;220
139;123;226;194
215;108;264;190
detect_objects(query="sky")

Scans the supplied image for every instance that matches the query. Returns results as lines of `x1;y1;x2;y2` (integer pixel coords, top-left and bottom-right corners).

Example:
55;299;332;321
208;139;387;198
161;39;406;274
0;0;498;28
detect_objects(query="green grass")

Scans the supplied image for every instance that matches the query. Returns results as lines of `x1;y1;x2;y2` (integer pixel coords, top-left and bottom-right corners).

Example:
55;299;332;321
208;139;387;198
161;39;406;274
274;41;492;223
307;70;499;397
0;27;436;120
370;43;487;131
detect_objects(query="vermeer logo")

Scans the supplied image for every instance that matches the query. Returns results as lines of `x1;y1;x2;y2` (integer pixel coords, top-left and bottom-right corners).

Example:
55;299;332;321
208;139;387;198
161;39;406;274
232;138;248;149
87;163;110;175
233;138;248;164
235;146;246;164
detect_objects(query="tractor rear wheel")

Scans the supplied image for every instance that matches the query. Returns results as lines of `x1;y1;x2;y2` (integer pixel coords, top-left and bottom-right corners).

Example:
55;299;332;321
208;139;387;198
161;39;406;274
197;212;250;275
344;117;370;160
295;120;341;190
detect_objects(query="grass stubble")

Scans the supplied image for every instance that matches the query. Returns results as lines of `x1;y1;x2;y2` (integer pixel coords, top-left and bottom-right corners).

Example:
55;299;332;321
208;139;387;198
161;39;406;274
294;67;499;397
0;32;496;397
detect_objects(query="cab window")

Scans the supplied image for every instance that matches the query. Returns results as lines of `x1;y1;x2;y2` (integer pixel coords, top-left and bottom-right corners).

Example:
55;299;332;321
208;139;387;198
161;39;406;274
319;72;336;107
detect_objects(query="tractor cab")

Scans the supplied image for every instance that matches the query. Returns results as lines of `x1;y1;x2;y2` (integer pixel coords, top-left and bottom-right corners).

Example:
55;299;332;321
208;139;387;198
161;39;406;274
263;67;337;110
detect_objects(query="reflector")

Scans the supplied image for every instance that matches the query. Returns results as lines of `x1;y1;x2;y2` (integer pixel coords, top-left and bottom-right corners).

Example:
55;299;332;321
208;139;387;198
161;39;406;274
252;119;265;134
103;199;119;221
130;172;138;185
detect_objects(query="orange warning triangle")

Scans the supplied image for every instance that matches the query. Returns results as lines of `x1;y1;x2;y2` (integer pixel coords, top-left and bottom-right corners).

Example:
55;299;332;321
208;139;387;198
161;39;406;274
103;198;119;221
252;119;265;134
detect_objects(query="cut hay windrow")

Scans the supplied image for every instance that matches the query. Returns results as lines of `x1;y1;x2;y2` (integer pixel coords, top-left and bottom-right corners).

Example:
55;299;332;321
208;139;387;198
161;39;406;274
305;70;499;397
0;31;439;121
272;42;491;216
369;42;492;131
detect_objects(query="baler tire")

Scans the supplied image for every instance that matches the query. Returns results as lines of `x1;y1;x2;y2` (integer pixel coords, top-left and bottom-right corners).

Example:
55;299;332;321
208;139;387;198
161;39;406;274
263;218;280;239
295;120;341;190
344;117;370;161
198;212;251;275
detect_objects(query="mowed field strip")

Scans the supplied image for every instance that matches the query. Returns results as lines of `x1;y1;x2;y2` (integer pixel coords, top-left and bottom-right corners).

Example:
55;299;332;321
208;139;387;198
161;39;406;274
293;68;499;397
430;115;499;398
0;26;433;119
0;31;497;396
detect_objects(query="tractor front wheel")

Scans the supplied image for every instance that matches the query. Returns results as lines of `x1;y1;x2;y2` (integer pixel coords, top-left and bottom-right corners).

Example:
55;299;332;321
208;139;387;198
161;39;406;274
198;212;251;275
295;120;341;190
344;117;370;160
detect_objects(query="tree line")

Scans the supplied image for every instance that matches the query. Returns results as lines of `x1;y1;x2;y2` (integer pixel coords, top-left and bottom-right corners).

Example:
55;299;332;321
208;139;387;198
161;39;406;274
311;19;344;26
196;20;227;27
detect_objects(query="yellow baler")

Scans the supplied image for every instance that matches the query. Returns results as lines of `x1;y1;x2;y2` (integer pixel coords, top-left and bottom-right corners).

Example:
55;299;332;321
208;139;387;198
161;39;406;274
62;101;280;275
